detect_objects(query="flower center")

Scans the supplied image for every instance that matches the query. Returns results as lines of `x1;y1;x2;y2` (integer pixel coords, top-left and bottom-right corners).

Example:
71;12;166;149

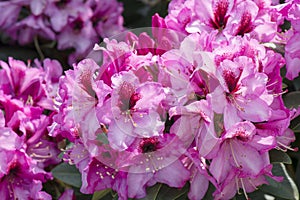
139;138;159;153
236;12;253;36
8;161;21;177
211;0;229;30
223;69;239;93
118;82;141;112
55;0;71;8
235;130;248;142
71;17;84;33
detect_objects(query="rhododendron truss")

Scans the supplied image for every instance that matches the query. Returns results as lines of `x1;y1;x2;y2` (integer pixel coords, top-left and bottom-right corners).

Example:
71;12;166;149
50;25;299;199
0;58;62;199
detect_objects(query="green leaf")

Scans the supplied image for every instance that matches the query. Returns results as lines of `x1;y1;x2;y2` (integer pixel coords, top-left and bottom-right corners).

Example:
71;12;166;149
269;149;292;164
263;42;285;54
213;112;224;137
201;183;215;200
92;189;111;200
51;162;82;188
235;189;274;200
96;133;109;144
293;76;300;91
260;163;299;200
155;183;189;200
283;91;300;109
138;183;162;200
138;183;189;200
290;115;300;133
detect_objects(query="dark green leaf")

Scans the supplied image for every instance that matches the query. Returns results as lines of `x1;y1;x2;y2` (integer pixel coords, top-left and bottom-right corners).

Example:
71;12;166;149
155;183;189;200
283;91;300;109
263;43;285;55
138;183;189;200
260;163;299;200
0;44;38;62
290;116;300;133
51;162;82;188
92;189;111;200
235;189;274;200
269;149;292;164
293;76;300;91
96;133;109;144
201;183;215;200
138;183;162;200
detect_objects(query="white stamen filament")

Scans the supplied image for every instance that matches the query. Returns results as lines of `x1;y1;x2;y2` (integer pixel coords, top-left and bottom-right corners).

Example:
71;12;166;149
229;142;240;168
277;141;297;151
240;178;249;200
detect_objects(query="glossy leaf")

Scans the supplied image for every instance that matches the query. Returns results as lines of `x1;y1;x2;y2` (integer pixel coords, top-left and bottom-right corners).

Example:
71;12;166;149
92;189;111;200
51;162;82;188
260;163;299;200
138;183;189;200
283;91;300;109
290;116;300;133
269;149;292;164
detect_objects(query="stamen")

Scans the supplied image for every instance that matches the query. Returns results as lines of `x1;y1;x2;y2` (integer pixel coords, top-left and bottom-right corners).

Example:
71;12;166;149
277;141;298;151
266;80;279;88
272;89;288;97
228;94;245;112
229;142;241;168
30;153;53;159
236;177;241;194
127;112;137;127
247;178;258;190
240;178;249;200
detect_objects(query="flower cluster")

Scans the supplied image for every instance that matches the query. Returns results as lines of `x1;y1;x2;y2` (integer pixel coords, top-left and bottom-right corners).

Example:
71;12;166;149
0;57;62;199
275;0;300;79
51;0;299;198
0;0;124;64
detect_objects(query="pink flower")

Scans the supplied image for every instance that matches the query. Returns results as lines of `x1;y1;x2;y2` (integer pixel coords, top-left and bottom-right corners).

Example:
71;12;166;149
100;71;166;150
0;125;52;199
0;1;22;30
87;0;124;38
119;134;190;198
0;150;52;200
210;56;273;128
161;0;279;43
8;14;55;45
0;57;62;110
209;121;277;198
285;32;300;79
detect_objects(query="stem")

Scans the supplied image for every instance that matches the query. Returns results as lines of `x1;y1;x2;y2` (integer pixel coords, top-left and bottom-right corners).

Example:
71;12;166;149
34;36;44;60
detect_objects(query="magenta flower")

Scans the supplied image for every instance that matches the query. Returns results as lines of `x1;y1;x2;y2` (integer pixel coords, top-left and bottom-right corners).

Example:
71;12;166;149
56;13;98;64
7;15;55;45
213;165;279;199
209;121;277;198
158;0;279;43
210;56;273;128
100;71;166;150
0;125;52;200
0;1;22;30
0;150;52;200
186;148;216;200
0;57;62;110
285;32;300;79
119;134;190;198
87;0;124;38
64;142;129;199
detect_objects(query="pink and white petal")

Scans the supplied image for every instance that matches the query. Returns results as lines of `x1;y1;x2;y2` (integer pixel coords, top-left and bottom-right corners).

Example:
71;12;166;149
154;160;190;188
188;171;209;200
